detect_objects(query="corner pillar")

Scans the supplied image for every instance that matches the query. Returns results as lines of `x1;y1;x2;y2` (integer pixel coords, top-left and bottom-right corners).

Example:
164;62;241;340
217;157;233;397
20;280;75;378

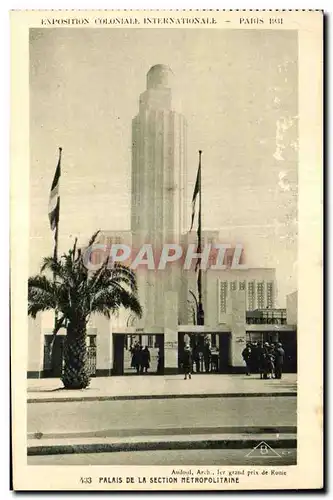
94;315;112;376
27;315;43;378
163;291;179;372
227;290;247;372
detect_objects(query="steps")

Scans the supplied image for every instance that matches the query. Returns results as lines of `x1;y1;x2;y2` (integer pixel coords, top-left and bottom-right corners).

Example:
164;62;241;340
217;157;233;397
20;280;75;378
27;426;297;456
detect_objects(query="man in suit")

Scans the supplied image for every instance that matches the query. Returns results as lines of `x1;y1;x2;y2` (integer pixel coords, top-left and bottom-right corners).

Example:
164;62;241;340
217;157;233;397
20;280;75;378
242;344;252;376
192;343;200;373
203;340;212;373
183;345;192;380
274;342;285;379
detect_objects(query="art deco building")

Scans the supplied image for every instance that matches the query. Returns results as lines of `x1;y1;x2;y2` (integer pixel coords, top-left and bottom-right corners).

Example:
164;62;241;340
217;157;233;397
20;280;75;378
27;65;297;378
131;64;186;331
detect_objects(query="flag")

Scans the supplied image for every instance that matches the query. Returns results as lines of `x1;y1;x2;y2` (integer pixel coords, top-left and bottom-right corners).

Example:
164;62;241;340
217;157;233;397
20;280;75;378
189;162;201;232
194;211;202;272
195;249;201;275
189;150;204;325
48;148;62;233
193;152;202;271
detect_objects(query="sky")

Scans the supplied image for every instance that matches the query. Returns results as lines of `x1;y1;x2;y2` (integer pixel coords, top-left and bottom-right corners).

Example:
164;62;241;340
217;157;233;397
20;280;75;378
30;28;298;306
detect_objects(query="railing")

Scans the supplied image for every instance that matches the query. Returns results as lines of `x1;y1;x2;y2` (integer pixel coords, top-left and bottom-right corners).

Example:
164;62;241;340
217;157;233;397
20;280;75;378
86;346;97;376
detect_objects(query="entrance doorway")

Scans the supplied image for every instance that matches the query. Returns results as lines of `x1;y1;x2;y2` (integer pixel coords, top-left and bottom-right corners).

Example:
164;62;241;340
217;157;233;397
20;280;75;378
246;331;297;373
178;332;231;374
112;334;164;375
276;331;297;373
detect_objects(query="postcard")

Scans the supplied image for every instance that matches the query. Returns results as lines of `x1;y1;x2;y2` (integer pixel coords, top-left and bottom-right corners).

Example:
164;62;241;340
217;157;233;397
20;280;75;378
11;9;323;490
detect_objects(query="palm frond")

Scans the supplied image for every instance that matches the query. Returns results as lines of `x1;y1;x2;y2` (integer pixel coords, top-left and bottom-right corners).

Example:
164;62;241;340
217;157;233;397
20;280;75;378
28;231;142;325
28;275;64;318
91;283;142;319
116;289;142;318
28;275;56;295
88;230;101;247
72;238;78;262
28;302;52;319
95;264;138;293
40;256;61;275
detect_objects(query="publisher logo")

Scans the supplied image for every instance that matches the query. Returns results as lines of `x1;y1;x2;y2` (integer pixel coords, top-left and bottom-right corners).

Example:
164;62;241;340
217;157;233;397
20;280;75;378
245;441;282;458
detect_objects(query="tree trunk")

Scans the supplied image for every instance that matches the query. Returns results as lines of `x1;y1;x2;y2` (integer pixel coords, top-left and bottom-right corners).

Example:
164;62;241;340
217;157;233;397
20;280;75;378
61;319;90;389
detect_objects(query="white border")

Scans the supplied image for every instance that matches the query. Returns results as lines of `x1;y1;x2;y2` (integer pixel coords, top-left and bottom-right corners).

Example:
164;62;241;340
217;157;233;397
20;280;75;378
4;1;329;497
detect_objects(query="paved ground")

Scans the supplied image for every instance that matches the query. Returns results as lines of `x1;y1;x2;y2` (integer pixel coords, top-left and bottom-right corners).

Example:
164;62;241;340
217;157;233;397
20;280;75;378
27;382;297;465
27;374;297;465
28;396;297;436
27;374;297;402
28;448;296;466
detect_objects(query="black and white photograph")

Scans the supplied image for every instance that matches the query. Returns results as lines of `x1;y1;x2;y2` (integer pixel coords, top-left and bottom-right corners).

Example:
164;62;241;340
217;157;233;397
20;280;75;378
10;9;323;491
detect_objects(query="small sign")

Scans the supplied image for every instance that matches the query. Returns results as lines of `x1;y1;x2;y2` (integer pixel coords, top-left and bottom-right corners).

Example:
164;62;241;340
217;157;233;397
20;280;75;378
165;341;178;349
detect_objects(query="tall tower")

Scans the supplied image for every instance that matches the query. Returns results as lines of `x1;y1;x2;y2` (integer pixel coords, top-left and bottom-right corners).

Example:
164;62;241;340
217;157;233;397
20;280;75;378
131;64;187;329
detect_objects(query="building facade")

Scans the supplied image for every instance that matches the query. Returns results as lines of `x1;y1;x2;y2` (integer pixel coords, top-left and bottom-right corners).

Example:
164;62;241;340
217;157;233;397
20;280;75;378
27;65;297;377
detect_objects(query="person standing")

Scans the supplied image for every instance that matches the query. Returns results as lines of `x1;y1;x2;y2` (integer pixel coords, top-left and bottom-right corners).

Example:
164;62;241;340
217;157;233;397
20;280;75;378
157;347;164;374
203;341;212;373
193;343;200;373
260;343;270;379
262;342;274;379
132;344;140;374
137;345;144;374
130;343;137;370
183;345;192;380
274;342;285;379
242;344;252;376
250;342;259;374
269;344;276;379
141;346;150;374
211;348;219;372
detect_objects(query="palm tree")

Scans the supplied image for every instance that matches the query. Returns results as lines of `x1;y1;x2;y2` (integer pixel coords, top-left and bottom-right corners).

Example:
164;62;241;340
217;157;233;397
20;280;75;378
28;232;142;389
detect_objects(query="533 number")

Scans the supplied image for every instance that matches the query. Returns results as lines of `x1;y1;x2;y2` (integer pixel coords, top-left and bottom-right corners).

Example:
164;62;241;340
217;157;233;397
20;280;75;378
80;477;92;484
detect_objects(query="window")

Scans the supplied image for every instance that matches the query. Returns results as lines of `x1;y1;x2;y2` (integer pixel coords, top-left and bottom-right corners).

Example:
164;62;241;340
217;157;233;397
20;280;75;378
148;335;154;348
220;281;228;314
239;280;246;291
107;236;121;245
89;336;96;347
43;336;53;370
129;335;137;347
248;281;255;310
105;236;123;251
266;281;274;308
257;281;265;309
230;281;237;291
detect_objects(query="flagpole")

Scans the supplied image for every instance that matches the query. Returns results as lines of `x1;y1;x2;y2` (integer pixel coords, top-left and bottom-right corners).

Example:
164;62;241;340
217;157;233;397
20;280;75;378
197;150;205;326
53;147;62;263
52;147;62;362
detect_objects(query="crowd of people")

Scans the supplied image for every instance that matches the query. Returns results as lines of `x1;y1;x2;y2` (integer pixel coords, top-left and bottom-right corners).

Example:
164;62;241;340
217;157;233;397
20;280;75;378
181;340;219;378
242;341;285;379
129;339;286;380
191;341;219;373
129;343;164;374
129;343;151;374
